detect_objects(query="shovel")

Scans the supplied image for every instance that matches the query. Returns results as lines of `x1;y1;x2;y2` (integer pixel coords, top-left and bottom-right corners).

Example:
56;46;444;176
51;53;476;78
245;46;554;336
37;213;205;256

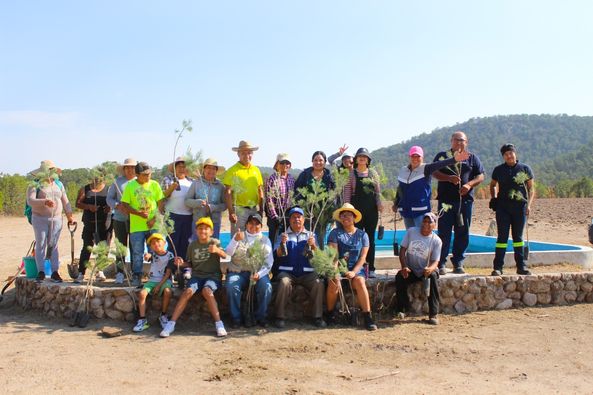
393;213;399;256
67;222;79;279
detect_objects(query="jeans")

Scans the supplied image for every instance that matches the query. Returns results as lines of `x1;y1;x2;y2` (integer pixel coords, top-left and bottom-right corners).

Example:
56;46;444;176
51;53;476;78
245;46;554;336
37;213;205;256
493;204;527;270
437;199;473;269
113;219;130;273
395;270;440;317
31;215;63;273
129;230;156;275
225;271;272;322
403;214;424;230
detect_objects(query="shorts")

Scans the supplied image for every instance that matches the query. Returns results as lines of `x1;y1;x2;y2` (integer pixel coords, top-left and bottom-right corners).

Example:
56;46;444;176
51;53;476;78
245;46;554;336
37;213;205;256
143;280;172;296
187;277;221;294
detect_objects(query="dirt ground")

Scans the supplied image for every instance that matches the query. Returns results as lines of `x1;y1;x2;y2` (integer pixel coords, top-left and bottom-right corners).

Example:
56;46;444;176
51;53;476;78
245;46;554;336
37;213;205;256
1;198;593;394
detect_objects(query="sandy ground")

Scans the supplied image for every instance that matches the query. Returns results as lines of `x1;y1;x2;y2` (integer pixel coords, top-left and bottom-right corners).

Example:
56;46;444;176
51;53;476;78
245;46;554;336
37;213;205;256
1;198;593;394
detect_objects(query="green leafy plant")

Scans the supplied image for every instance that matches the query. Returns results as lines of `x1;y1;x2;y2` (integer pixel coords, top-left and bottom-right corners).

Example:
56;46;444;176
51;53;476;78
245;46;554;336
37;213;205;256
232;236;268;323
510;170;532;258
309;246;347;278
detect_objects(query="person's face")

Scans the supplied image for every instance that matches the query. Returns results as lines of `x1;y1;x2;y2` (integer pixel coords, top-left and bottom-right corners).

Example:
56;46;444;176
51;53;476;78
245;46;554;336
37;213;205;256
356;155;369;167
246;219;262;233
175;162;187;178
278;160;291;175
503;150;517;166
339;211;355;227
238;149;253;165
420;217;436;235
342;157;353;169
196;224;213;242
136;172;151;184
203;165;218;181
451;132;468;152
409;154;423;169
150;238;166;254
312;154;326;170
289;213;304;231
123;166;136;180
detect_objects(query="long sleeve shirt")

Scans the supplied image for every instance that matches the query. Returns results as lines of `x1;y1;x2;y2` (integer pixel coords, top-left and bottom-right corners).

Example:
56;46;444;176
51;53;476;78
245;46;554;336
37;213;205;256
27;181;72;218
224;231;273;278
264;172;295;220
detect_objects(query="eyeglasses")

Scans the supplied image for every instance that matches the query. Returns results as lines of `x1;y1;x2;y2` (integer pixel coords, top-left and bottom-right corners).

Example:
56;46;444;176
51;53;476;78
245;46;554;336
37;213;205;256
453;138;467;142
279;161;291;165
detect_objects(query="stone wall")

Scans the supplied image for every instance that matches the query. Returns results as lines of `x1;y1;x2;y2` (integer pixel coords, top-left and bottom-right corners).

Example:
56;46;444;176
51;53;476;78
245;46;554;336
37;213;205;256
14;272;593;322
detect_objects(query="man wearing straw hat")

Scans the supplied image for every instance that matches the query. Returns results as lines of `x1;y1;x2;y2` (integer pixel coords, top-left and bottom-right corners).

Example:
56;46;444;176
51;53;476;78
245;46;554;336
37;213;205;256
106;158;137;284
223;141;264;235
185;158;227;239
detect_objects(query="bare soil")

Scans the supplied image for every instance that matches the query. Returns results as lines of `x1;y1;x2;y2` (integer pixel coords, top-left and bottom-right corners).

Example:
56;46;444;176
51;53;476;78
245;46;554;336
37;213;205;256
1;198;593;394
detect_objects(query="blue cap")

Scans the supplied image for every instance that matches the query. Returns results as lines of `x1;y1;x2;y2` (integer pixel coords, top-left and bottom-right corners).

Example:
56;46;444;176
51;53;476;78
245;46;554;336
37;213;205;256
287;207;304;217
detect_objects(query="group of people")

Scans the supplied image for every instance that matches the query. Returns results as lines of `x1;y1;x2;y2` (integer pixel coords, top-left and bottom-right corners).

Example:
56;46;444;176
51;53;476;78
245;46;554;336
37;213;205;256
26;131;534;336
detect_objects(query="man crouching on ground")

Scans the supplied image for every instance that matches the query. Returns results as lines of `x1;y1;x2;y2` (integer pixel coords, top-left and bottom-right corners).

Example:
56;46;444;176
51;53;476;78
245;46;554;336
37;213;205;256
395;212;442;325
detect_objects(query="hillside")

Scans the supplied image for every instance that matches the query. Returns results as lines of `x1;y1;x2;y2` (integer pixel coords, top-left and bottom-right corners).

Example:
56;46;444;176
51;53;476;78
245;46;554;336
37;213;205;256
371;114;593;187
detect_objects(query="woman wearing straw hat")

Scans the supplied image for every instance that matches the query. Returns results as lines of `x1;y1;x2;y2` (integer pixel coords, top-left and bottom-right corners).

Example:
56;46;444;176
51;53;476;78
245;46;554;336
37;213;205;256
264;153;295;247
161;157;194;257
185;158;227;239
325;203;377;331
26;160;75;283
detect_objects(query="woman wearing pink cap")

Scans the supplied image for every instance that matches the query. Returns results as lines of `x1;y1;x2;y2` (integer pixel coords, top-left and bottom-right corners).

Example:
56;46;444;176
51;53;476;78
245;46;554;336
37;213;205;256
394;146;469;228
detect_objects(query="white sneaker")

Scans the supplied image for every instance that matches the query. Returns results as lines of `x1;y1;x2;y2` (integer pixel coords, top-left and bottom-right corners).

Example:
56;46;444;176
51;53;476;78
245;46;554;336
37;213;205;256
216;324;227;337
133;319;149;332
74;273;84;284
160;321;175;337
368;271;377;279
159;314;169;329
115;272;124;284
95;271;106;282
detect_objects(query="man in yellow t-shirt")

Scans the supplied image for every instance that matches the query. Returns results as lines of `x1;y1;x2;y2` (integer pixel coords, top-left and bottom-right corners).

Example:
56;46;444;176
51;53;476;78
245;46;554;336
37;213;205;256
223;140;264;234
121;162;165;285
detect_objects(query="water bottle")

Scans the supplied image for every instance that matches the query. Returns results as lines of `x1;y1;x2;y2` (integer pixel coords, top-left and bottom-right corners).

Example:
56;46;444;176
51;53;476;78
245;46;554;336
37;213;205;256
44;259;52;275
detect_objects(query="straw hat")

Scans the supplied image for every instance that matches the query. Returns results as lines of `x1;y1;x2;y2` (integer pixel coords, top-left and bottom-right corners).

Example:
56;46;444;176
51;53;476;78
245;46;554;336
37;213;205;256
232;140;259;152
116;158;137;174
29;160;62;176
167;156;186;173
332;203;362;223
201;158;226;175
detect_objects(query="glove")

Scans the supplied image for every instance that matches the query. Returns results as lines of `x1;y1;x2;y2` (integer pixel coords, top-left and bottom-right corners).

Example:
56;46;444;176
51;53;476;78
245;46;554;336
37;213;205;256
488;198;497;212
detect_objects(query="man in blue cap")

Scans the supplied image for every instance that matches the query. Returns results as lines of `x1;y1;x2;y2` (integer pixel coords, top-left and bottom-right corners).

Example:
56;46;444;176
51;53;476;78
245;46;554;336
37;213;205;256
273;206;326;328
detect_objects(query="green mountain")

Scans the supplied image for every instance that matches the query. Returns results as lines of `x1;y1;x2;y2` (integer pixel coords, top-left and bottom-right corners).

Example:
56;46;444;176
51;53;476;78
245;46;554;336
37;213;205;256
371;114;593;187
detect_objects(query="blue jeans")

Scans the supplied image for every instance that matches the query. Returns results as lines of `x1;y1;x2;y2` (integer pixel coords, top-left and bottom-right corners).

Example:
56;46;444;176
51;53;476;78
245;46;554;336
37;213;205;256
437;199;473;268
225;271;272;322
403;214;424;230
31;215;63;272
129;230;156;275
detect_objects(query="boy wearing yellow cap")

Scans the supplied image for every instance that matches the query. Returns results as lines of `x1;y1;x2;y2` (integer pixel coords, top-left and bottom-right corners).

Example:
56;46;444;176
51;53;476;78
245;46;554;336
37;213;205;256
133;233;175;332
160;217;228;337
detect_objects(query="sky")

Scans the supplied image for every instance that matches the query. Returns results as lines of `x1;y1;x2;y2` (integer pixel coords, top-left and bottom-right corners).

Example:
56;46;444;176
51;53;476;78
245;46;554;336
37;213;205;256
1;0;593;175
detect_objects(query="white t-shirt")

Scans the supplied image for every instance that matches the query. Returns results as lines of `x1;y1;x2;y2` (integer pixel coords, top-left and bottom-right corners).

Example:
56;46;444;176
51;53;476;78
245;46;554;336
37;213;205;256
149;251;174;282
165;177;192;215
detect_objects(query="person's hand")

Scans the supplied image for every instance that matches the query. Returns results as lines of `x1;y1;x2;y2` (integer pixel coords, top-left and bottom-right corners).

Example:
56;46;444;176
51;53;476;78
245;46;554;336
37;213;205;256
400;267;411;279
345;271;355;279
454;150;470;162
280;233;288;244
144;252;152;261
448;175;461;185
307;234;315;247
460;184;471;196
208;243;219;254
174;256;184;266
87;205;98;213
251;273;260;281
526;205;531;216
488;198;497;211
137;209;149;219
152;285;161;295
200;200;208;208
44;199;55;208
392;204;398;213
146;217;156;228
377;202;384;212
229;212;237;224
103;206;111;214
234;229;244;241
338;144;349;155
423;267;434;277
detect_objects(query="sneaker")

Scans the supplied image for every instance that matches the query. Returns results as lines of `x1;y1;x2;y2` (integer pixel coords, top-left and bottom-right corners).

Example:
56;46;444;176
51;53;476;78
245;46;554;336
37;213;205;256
114;272;124;285
368;270;377;279
395;311;405;320
36;271;46;282
160;321;176;337
132;275;142;287
74;273;84;284
453;267;466;274
275;319;286;329
159;314;169;329
50;271;63;283
231;320;242;329
364;314;378;331
325;310;337;326
428;316;439;325
314;317;327;328
133;318;149;332
438;267;447;276
256;319;268;328
95;271;106;282
216;325;228;337
517;268;532;275
491;269;502;276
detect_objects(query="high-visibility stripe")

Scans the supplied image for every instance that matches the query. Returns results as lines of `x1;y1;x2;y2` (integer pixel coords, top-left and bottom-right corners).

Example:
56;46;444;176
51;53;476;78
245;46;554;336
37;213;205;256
513;241;525;247
495;242;508;248
303;268;314;272
411;206;428;211
278;266;293;271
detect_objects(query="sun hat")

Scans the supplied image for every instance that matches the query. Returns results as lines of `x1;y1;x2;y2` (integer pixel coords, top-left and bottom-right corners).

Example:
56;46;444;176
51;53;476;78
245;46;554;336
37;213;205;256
409;146;424;157
247;213;263;224
195;217;214;229
201;158;226;175
287;207;304;217
146;233;165;245
135;162;152;175
232;140;259;152
29;160;62;176
276;153;291;163
354;148;372;164
332;203;363;223
117;158;137;174
167;156;186;173
423;212;438;224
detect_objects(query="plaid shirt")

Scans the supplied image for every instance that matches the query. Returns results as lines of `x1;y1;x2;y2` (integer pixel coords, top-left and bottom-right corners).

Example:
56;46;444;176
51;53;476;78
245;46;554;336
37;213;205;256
265;172;295;220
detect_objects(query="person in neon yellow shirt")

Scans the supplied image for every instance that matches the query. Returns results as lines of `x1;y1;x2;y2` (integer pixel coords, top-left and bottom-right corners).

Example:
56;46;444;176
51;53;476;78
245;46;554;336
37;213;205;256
223;140;264;234
121;162;165;286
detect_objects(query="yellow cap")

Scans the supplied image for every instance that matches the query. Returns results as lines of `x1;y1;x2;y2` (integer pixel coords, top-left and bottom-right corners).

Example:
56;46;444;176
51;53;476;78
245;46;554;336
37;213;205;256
195;217;214;229
146;233;165;246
